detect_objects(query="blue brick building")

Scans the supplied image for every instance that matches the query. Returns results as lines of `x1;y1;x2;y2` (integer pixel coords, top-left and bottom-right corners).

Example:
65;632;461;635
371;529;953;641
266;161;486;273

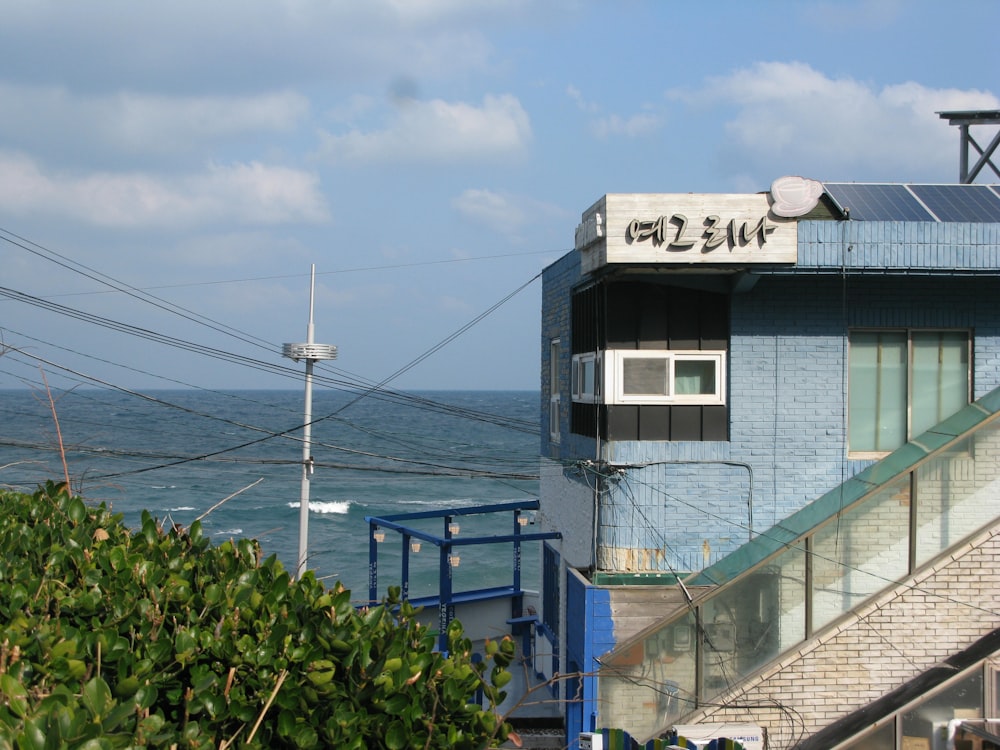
534;178;1000;747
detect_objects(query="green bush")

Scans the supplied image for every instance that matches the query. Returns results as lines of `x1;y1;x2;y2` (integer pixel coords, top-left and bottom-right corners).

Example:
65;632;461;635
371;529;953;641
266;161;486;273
0;481;514;749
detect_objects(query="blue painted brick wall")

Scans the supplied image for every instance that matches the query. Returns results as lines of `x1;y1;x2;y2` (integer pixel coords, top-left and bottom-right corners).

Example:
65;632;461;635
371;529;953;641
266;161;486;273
541;229;1000;574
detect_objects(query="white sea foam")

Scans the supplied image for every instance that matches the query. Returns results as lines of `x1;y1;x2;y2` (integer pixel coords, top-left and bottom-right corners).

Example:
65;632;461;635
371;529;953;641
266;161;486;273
288;500;351;515
169;506;196;512
213;528;243;536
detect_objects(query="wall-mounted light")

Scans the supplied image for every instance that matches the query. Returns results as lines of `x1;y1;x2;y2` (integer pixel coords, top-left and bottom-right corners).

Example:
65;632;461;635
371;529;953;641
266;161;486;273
448;522;460;535
373;529;385;543
517;515;529;527
410;541;421;553
449;555;460;567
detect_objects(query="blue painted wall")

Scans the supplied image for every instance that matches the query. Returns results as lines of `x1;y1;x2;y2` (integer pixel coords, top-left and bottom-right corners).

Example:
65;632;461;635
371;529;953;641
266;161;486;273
541;220;1000;573
565;569;615;740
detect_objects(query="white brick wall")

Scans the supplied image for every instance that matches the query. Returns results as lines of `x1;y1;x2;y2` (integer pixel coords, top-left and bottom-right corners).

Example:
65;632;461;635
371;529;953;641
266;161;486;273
677;519;1000;748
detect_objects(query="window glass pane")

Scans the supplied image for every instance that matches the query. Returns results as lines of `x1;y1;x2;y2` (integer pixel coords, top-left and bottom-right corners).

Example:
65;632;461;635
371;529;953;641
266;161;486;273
549;340;560;396
675;359;716;395
849;332;907;452
581;358;595;396
623;357;668;395
911;331;968;437
836;720;894;749
901;669;982;743
994;666;1000;716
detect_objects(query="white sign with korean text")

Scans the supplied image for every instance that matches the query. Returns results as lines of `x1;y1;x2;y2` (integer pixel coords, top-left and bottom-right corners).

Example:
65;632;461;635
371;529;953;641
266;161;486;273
575;193;797;273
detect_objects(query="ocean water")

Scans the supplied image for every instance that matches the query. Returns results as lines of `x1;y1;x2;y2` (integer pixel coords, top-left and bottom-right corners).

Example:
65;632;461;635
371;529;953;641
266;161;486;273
0;388;541;602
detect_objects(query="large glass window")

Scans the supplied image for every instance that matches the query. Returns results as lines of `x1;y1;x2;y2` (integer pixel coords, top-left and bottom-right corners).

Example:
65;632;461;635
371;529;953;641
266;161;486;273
849;330;970;455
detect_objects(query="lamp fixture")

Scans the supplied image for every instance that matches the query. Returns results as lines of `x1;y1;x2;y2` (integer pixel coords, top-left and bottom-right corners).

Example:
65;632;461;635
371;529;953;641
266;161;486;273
448;522;460;535
373;529;385;543
449;555;460;567
410;541;421;553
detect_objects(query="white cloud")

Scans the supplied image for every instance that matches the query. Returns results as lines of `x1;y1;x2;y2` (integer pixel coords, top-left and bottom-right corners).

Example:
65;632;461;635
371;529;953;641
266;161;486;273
452;188;567;238
0;1;538;95
590;112;662;139
316;94;532;164
452;189;523;233
112;91;309;151
800;0;905;31
567;85;662;139
0;152;329;228
0;84;309;159
672;62;999;182
566;85;599;114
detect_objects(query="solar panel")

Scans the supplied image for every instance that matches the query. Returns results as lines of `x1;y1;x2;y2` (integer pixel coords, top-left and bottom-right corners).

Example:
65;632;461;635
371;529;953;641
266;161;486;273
823;183;934;221
909;184;1000;222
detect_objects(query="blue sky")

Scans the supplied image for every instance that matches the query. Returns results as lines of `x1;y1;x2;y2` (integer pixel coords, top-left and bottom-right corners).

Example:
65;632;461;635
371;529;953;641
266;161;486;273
1;0;997;393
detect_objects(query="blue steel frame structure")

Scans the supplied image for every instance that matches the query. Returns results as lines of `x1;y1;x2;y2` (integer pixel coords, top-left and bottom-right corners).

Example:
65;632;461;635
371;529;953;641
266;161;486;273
365;499;561;651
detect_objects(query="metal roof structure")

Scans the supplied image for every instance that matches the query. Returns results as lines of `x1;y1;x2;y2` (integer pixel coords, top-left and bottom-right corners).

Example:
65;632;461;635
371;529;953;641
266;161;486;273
938;109;1000;184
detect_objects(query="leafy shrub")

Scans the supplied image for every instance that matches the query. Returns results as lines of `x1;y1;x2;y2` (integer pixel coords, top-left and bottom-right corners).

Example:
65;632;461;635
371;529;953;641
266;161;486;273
0;481;514;749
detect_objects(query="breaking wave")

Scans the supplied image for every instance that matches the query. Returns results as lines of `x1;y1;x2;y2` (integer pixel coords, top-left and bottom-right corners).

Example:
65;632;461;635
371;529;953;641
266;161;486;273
288;500;351;515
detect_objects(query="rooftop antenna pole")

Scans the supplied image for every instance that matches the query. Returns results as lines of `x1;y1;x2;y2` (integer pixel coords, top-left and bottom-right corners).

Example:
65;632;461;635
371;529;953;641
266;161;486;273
283;265;338;579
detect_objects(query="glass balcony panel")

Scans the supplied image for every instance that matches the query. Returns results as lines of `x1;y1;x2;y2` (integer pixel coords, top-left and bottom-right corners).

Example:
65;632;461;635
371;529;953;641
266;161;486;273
915;420;1000;567
699;549;806;702
812;476;910;633
901;669;982;743
835;720;895;749
599;609;697;740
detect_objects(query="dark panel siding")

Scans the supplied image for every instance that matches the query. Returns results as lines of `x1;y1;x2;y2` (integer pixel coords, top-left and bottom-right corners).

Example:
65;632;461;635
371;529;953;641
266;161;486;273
571;280;731;441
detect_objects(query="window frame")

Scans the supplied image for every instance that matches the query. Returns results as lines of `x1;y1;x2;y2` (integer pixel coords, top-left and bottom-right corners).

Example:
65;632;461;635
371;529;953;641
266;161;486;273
607;349;727;406
847;327;972;459
570;349;727;407
571;352;602;403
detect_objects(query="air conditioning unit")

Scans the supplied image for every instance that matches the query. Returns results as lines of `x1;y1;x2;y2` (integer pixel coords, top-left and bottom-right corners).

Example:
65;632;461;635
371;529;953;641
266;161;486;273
671;723;765;750
579;732;603;750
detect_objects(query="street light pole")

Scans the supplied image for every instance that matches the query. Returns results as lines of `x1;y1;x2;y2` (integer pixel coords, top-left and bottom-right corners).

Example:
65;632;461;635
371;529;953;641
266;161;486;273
282;265;337;579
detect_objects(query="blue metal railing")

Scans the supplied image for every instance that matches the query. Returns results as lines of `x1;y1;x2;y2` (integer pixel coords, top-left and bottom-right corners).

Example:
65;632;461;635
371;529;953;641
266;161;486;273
365;499;561;650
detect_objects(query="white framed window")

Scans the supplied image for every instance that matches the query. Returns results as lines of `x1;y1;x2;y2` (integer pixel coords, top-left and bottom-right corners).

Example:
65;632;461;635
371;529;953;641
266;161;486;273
571;352;601;403
570;350;726;406
606;350;726;405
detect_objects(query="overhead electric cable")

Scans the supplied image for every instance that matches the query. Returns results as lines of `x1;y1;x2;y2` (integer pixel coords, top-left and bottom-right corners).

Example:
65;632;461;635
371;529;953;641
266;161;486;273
1;227;544;483
1;226;542;433
26;248;558;297
4;347;538;481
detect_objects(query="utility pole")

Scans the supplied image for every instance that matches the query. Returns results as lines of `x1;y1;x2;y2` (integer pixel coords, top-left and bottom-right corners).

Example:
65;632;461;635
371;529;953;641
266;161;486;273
282;265;337;578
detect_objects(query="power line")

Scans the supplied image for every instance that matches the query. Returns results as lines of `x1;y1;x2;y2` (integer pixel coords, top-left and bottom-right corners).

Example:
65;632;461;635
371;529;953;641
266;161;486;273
3;348;539;482
23;249;560;298
0;226;543;434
